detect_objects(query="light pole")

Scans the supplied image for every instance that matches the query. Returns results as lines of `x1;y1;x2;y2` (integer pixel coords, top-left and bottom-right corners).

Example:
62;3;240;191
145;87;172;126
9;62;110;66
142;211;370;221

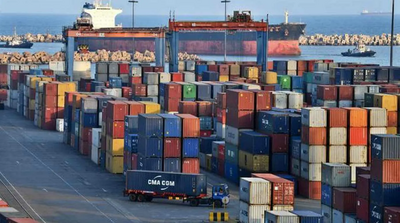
221;0;230;62
390;0;395;66
129;0;139;28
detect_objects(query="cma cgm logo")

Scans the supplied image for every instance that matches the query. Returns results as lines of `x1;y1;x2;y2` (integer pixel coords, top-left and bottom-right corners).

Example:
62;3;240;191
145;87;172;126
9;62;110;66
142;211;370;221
148;175;175;191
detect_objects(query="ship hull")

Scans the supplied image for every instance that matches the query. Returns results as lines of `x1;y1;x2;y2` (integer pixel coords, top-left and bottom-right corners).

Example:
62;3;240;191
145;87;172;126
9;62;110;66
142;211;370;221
0;42;33;49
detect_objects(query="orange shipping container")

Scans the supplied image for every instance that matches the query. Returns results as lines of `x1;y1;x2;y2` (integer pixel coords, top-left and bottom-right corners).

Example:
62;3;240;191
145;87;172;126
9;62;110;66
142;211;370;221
349;127;368;146
175;114;200;138
387;111;398;127
301;126;327;145
325;108;348;128
345;108;368;127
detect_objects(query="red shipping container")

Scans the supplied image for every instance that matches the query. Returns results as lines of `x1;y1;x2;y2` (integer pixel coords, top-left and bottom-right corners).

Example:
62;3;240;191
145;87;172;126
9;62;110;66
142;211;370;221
356;197;369;223
65;92;78;106
42;69;54;76
43;108;57;119
388;111;398;127
298;178;321;200
261;85;276;92
308;60;316;72
153;66;164;72
267;134;289;153
226;108;255;129
175;114;200;138
0;89;7;100
131;153;138;170
208;65;218;72
164;98;180;112
297;60;308;71
326;108;348;128
268;61;274;70
132;84;147;97
171;72;184;82
196;75;202;82
197;101;213;116
42;118;56;131
250;90;272;111
216;108;226;124
229;75;240;81
385;207;400;223
252;173;295;205
119;63;129;74
126;101;145;115
218;64;230;75
226;89;255;110
80;127;91;142
333;187;357;213
301;126;327;145
217;92;227;109
337;85;354;100
122;87;132;99
317;85;338;100
349;127;368;146
165;83;182;99
218;144;225;161
381;87;400;93
371;159;400;183
141;66;154;74
218;160;225;177
200;130;212;137
178;101;197;116
107;101;128;121
129;76;142;85
107;121;124;139
0;73;6;84
57;107;64;118
357;174;370;200
85;82;91;92
356;166;371;176
79;139;90;156
182;158;200;174
163;138;181;158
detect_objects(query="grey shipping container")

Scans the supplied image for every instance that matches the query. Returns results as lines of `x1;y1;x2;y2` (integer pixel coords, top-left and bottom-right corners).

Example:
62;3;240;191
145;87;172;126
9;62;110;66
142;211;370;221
163;158;182;173
371;134;400;160
290;210;323;223
81;98;98;113
96;62;108;74
125;170;207;196
109;62;119;74
322;163;351;187
143;72;159;85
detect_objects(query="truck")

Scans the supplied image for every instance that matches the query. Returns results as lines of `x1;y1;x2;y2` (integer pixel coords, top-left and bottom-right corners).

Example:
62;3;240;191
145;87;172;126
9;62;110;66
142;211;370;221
124;170;230;207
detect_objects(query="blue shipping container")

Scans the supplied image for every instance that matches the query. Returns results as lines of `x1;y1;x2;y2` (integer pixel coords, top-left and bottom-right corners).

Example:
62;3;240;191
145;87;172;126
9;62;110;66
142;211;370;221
30;69;42;75
335;68;352;85
291;138;301;159
321;183;333;207
158;114;181;137
125;115;139;134
224;161;239;185
100;151;106;169
137;156;162;171
200;137;218;154
138;114;164;137
125;134;139;153
211;157;218;174
273;60;287;71
159;83;166;97
257;111;289;134
290;211;323;223
75;109;80;122
239;131;270;155
91;81;105;92
182;138;199;158
163;158;181;173
277;174;298;196
370;203;384;223
288;114;302;136
196;84;212;100
195;64;208;75
370;180;400;206
81;113;98;128
239;167;252;178
138;136;163;158
270;153;289;173
109;77;123;88
202;71;219;81
291;76;303;89
371;134;400;160
200;117;213;130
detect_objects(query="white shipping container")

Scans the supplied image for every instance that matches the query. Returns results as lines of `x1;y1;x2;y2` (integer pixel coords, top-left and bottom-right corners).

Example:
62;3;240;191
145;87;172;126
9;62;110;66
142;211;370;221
365;107;388;127
368;85;380;94
287;60;297;70
264;211;299;223
92;128;102;148
98;112;103;126
328;146;347;163
288;93;303;109
242;84;261;90
287;70;297;76
91;144;100;165
350;163;367;184
291;158;300;177
329;128;347;145
301;107;327;127
338;100;353;107
306;83;313;93
271;205;294;211
240;201;270;223
56;119;64;132
147;85;159;96
272;92;287;109
216;122;226;139
73;61;91;72
322;204;333;223
103;88;122;97
240;178;271;205
317;100;337;108
332;209;344;223
369;127;387;143
349;146;367;164
314;63;329;72
300;161;321;181
225;125;251;146
143;72;159;85
130;65;142;77
353;86;368;100
183;72;196;82
312;71;330;84
185;61;196;71
301;144;327;163
178;61;185;71
49;61;65;72
159;73;171;83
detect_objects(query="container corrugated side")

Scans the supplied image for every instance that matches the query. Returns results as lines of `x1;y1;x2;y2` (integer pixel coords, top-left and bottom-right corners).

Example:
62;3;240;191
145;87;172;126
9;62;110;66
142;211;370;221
328;146;347;163
301;161;321;182
239;178;271;205
225;125;252;146
290;210;323;223
322;204;333;223
370;180;400;206
371;134;400;160
264;211;299;223
300;144;327;163
321;163;351;187
371;159;400;183
349;146;367;164
329;128;347;145
332;209;344;223
366;107;388;127
239;201;270;223
301;108;327;127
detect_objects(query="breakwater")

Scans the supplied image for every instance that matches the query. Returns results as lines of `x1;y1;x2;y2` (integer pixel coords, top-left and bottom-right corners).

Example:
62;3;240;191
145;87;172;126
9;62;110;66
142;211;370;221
0;34;63;43
300;34;400;46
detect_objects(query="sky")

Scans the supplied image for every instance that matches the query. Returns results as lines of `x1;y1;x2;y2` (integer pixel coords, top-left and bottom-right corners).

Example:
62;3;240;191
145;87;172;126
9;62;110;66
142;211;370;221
0;0;394;16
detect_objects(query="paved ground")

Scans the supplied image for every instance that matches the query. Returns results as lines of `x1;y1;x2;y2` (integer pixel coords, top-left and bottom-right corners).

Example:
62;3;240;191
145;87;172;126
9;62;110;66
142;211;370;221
0;108;321;223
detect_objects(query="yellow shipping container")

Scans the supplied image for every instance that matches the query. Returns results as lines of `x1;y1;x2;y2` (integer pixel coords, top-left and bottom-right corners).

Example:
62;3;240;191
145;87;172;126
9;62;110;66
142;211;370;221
245;67;259;79
106;135;124;156
219;75;229;82
374;94;398;112
238;150;269;172
387;127;398;134
36;81;49;93
30;77;41;89
265;72;278;84
141;101;161;114
57;82;76;96
206;154;212;171
106;153;123;174
29;99;35;110
57;95;65;108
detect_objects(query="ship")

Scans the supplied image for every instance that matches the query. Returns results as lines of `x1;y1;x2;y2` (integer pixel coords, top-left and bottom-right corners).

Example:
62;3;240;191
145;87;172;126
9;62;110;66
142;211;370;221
0;28;33;49
361;10;391;16
71;1;306;56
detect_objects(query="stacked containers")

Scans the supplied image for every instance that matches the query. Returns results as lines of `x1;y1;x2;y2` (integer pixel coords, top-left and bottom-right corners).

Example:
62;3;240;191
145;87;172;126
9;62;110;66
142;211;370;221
106;101;127;174
161;83;182;112
366;107;388;163
158;114;182;173
124;115;139;173
175;114;200;174
356;174;371;222
299;107;327;199
264;211;299;223
80;97;99;155
239;178;272;223
326;108;348;164
239;131;270;174
212;141;225;176
216;92;227;139
197;101;213;137
91;128;102;165
370;134;400;223
317;85;338;107
321;163;352;223
345;107;368;182
42;82;59;130
373;94;398;134
175;82;196;102
56;82;76;131
332;187;357;222
142;72;159;102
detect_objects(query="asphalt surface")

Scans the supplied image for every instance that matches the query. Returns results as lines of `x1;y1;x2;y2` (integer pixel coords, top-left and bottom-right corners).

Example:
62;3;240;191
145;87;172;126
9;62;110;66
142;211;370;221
0;108;321;223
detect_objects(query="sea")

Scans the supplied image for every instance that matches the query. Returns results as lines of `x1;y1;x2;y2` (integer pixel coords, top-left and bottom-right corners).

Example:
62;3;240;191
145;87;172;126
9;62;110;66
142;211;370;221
1;14;400;65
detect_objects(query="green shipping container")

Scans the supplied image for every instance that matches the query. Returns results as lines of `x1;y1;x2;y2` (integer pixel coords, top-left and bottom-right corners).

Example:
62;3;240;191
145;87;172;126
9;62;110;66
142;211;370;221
277;75;291;90
225;143;239;164
364;93;375;107
178;82;197;99
303;72;314;83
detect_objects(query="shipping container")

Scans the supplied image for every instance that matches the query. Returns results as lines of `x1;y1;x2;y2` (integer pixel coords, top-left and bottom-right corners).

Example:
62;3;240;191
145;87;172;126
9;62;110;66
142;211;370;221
349;146;367;164
163;158;181;173
264;211;299;223
322;163;351;187
337;85;354;101
370;203;384;223
137;156;162;171
301;126;327;145
270;153;289;173
370;180;400;206
182;158;200;174
239;201;270;223
333;187;357;213
240;178;271;205
374;94;398;112
326;108;348;128
175;114;200;138
300;144;327;163
138;114;163;137
366;107;388;127
345;107;368;127
291;158;301;177
182;138;199;158
224;161;239;184
239;150;269;172
371;159;400;183
227;108;255;129
321;183;333;207
252;173;295;205
290;210;323;223
225;143;239;164
301;108;327;127
257;111;289;134
349;127;368;146
301;161;321;182
268;134;289;153
157;114;181;138
371;134;400;160
226;89;255;110
321;204;333;223
225;126;252;146
329;128;347;145
138;136;163;158
357;197;369;223
384;207;400;223
239;131;270;155
357;174;370;200
163;138;181;158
